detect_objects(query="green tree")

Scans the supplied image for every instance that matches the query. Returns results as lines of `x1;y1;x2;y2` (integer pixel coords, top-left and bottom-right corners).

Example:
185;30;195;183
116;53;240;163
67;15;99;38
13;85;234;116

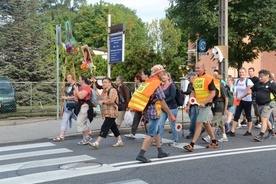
168;0;276;69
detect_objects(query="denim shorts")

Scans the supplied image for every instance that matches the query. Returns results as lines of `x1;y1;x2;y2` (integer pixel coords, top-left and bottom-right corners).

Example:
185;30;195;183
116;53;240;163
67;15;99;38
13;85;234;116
228;105;236;114
147;118;160;137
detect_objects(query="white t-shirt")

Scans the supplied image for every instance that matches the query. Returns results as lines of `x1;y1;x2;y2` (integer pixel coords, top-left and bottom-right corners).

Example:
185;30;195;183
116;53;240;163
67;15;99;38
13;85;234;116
235;78;254;102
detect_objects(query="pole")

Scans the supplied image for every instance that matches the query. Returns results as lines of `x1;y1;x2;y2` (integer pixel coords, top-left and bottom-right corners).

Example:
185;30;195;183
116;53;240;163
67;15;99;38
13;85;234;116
218;0;228;80
56;25;61;120
107;14;111;78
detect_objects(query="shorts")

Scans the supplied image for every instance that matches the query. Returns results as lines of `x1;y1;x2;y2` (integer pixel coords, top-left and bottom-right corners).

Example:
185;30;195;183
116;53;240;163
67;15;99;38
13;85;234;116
228;105;236;114
197;106;213;123
77;104;89;132
258;102;275;118
210;112;224;128
147;118;160;137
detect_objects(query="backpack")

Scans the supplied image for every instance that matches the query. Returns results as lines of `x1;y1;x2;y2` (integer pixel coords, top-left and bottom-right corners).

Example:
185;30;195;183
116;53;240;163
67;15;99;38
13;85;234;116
235;78;248;87
225;85;234;107
175;85;185;106
90;88;98;107
107;85;124;111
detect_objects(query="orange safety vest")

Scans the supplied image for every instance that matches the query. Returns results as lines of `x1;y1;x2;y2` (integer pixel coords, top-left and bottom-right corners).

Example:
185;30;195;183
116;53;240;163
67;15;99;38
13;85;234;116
213;78;221;98
128;75;161;113
193;74;214;103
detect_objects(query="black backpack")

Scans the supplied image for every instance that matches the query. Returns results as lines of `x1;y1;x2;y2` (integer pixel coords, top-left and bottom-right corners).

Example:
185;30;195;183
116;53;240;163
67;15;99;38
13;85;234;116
175;85;185;106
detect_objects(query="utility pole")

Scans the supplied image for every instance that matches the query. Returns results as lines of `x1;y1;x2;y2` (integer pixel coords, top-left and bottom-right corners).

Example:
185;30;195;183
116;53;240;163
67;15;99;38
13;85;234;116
218;0;228;80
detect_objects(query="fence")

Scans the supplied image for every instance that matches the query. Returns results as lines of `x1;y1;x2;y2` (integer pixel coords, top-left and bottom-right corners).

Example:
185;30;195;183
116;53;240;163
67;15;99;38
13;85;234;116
0;81;181;119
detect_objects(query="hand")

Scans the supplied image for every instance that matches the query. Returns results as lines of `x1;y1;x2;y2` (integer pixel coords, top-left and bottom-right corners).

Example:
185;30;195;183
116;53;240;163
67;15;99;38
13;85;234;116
199;102;205;108
185;106;190;113
169;115;176;122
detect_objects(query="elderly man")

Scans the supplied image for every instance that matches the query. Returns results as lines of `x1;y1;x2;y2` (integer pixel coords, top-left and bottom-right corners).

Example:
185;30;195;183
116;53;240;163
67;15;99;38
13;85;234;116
135;64;176;163
183;62;218;152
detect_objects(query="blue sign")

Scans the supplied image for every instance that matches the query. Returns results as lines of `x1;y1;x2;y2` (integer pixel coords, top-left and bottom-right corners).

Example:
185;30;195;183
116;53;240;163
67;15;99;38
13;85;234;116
109;33;124;63
197;39;208;52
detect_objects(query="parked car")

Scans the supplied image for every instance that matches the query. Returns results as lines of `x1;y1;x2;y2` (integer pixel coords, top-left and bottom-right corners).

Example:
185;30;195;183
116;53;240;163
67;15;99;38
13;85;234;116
0;77;17;112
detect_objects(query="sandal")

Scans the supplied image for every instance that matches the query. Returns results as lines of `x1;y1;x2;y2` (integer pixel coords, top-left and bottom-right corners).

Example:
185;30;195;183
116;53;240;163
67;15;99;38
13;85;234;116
183;144;194;152
53;136;64;142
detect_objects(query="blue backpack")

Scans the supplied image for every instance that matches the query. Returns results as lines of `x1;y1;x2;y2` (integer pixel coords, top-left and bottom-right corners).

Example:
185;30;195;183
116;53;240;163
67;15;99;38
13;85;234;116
90;88;98;107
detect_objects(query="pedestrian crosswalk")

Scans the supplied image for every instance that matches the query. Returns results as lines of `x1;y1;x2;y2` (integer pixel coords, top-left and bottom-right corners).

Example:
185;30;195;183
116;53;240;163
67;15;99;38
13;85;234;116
0;142;118;184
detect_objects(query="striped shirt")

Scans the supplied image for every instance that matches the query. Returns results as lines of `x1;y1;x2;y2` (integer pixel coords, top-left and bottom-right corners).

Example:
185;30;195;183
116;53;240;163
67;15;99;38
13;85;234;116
100;87;118;118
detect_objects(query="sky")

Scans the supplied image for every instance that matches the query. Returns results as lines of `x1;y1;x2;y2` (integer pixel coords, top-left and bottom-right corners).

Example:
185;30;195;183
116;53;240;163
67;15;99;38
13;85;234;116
86;0;170;23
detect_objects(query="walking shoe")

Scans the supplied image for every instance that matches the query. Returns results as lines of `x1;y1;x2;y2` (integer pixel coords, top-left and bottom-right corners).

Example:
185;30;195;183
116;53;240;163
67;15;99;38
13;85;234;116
218;137;228;142
226;131;235;137
206;142;219;149
183;145;194;152
108;133;115;137
158;152;170;158
236;124;242;129
255;124;261;129
136;155;151;163
88;141;99;149
241;119;247;127
202;136;210;143
112;142;124;147
125;134;136;139
265;133;274;139
151;141;162;146
186;134;193;139
78;137;92;145
243;131;252;136
168;141;179;146
254;135;263;142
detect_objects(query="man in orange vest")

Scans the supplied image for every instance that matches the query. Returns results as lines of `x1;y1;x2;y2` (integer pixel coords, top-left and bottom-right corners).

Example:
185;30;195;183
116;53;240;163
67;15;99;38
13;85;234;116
136;64;176;163
184;62;219;152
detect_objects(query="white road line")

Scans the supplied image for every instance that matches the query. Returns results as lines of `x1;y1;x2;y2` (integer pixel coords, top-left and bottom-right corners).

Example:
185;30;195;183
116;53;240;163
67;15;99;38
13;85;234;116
115;147;276;169
0;142;55;152
110;144;276;167
107;179;148;184
0;155;95;172
0;164;120;184
0;148;72;161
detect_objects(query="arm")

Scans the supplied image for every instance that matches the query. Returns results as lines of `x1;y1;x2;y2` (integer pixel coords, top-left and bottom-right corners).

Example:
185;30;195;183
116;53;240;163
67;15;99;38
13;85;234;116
75;86;88;100
165;84;176;103
238;85;252;101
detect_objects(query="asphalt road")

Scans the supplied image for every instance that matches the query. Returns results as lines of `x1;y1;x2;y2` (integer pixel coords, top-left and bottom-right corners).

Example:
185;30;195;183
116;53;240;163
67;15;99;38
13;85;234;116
1;125;276;184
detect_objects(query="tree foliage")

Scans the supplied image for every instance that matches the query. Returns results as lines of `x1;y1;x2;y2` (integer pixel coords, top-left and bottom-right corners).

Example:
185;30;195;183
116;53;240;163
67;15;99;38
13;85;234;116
168;0;276;69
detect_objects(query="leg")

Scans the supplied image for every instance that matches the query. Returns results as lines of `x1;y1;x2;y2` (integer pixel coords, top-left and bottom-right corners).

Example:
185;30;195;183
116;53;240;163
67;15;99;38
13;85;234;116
188;105;198;136
131;111;142;135
169;108;179;143
158;110;168;141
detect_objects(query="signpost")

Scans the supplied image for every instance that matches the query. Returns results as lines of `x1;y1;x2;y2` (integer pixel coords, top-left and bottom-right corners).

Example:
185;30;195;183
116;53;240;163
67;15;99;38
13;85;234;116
109;32;125;63
107;14;125;77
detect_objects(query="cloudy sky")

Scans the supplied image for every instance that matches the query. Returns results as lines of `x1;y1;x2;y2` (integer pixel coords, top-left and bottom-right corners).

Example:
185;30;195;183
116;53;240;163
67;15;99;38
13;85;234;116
86;0;170;23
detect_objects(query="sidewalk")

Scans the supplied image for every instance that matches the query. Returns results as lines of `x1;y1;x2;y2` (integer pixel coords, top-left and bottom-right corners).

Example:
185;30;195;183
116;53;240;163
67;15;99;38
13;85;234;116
0;109;191;144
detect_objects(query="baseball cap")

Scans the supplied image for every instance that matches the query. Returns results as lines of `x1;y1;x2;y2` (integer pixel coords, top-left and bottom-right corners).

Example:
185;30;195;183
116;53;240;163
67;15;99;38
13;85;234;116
184;72;197;79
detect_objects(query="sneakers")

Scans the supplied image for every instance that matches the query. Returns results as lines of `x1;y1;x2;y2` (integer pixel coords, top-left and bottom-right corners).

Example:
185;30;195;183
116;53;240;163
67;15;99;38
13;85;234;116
186;134;193;139
236;124;242;129
206;142;219;149
158;152;170;158
168;141;179;146
255;124;261;129
202;136;210;143
108;133;115;137
125;134;136;139
78;137;92;145
254;120;259;126
241;119;247;127
136;155;151;163
218;137;228;142
226;131;235;137
88;141;99;149
112;141;124;147
243;131;252;136
254;135;263;142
